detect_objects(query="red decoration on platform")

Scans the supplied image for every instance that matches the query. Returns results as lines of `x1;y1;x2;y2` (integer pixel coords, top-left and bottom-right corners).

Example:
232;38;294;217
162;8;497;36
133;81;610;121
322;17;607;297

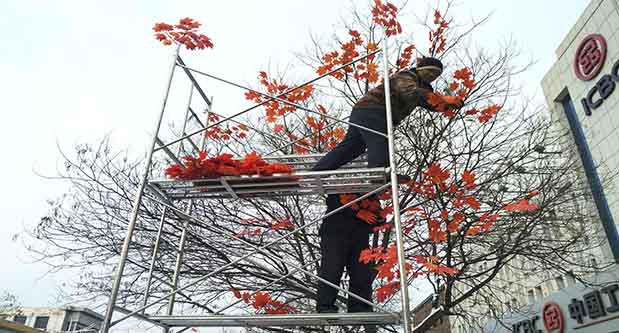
164;151;294;180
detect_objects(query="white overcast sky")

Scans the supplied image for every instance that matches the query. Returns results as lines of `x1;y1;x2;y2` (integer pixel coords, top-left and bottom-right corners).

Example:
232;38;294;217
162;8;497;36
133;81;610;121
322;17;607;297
1;0;589;325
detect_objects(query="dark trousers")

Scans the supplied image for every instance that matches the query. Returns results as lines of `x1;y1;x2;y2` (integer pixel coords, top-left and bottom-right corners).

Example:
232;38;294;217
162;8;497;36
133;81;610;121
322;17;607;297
312;108;389;171
317;232;373;313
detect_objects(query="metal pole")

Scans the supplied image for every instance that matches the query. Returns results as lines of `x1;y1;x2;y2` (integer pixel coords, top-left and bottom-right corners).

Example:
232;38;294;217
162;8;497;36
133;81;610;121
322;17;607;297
142;207;168;312
177;85;195;155
381;34;412;333
166;204;192;318
100;45;180;333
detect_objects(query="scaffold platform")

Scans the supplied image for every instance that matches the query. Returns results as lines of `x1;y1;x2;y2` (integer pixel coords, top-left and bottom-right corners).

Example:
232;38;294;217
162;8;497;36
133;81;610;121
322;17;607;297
149;154;388;200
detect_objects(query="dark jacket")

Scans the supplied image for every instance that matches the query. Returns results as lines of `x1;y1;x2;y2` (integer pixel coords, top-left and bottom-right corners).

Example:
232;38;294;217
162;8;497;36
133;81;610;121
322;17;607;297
354;70;434;124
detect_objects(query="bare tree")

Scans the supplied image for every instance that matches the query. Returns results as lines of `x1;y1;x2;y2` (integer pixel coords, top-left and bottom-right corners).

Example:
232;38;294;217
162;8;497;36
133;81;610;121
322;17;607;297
27;1;615;333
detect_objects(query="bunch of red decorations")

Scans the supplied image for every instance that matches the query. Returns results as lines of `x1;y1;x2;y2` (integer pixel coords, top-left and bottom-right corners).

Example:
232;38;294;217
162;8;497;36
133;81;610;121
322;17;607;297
231;289;295;314
164;151;294;180
371;0;402;36
338;193;388;225
244;71;314;124
316;30;380;83
153;17;214;50
428;10;449;56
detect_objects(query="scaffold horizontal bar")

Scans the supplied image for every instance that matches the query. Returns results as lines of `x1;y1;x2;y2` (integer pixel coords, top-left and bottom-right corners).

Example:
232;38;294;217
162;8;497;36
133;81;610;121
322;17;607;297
115;306;169;328
148;312;401;327
149;167;389;199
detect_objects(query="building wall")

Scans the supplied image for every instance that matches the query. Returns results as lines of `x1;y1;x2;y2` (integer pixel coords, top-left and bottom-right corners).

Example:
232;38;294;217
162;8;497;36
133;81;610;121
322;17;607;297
455;1;619;331
1;308;102;333
11;309;66;332
541;0;619;262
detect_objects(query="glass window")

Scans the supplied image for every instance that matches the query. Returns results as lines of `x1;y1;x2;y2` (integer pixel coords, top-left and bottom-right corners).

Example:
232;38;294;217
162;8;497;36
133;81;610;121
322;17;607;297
527;289;535;304
535;286;544;300
13;316;27;324
555;276;566;290
34;316;49;329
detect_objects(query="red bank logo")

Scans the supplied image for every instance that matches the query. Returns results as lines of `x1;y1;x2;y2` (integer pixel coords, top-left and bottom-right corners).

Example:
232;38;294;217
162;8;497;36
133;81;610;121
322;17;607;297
574;33;607;81
542;302;565;333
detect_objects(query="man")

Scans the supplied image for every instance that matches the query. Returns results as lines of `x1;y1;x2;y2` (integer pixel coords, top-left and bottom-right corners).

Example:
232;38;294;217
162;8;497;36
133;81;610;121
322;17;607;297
314;58;457;332
312;57;456;171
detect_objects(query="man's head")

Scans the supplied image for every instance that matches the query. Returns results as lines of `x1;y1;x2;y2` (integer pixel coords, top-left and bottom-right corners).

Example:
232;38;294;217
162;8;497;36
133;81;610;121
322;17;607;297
414;57;443;83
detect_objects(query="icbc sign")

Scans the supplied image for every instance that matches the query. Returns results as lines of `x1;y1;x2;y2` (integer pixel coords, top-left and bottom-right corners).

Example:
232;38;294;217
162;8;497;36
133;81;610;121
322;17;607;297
574;33;607;81
580;58;619;116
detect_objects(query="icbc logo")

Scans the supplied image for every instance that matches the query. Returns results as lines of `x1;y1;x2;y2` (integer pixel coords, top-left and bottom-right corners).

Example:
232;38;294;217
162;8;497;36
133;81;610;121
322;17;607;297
542;302;564;333
574;34;607;81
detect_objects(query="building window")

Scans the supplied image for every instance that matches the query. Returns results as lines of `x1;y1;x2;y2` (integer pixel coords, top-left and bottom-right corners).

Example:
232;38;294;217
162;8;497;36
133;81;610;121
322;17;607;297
527;289;535;304
34;316;50;330
566;274;576;286
13;316;27;324
555;276;566;290
590;256;598;268
535;286;544;300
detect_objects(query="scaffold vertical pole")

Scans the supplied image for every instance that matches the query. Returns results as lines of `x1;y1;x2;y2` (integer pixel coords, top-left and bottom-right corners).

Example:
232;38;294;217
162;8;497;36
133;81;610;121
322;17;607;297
142;207;168;313
100;46;180;333
381;33;412;333
166;204;191;319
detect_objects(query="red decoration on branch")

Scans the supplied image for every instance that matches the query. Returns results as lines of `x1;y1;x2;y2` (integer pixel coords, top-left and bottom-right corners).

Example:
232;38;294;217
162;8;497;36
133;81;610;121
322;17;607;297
371;0;402;36
316;30;380;84
428;10;449;56
338;193;389;225
231;289;295;314
153;17;214;50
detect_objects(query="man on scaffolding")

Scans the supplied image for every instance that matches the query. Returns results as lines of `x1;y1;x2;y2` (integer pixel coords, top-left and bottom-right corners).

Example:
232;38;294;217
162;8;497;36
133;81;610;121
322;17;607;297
314;57;460;329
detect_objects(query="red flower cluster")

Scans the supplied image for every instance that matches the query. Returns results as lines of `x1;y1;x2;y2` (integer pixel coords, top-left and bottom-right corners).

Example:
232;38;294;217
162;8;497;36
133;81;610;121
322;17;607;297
412;255;459;276
428;10;449;56
164;151;294;180
231;289;295;314
316;30;380;83
396;45;416;70
204;112;248;141
339;193;386;225
153;18;214;50
235;217;294;238
371;0;402;36
301;105;346;151
359;245;416;302
244;71;314;124
359;245;459;303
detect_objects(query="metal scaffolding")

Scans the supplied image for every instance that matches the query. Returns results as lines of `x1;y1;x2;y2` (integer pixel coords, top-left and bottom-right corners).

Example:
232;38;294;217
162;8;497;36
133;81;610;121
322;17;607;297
100;32;419;333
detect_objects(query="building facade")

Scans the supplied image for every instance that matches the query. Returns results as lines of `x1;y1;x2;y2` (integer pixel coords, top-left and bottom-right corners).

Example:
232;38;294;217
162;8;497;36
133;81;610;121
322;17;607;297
541;0;619;264
455;0;619;332
0;307;102;333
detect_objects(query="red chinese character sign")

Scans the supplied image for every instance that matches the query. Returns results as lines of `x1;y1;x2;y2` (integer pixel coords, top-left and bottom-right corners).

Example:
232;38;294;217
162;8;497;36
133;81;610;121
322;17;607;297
574;33;607;81
543;302;565;333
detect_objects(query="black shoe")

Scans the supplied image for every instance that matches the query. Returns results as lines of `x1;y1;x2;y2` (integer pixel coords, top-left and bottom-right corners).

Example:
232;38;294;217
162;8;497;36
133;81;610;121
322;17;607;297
316;305;339;313
371;174;411;185
364;325;377;333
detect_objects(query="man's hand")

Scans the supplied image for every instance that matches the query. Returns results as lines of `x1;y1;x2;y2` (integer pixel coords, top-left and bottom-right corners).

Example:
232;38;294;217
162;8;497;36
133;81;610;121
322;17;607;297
442;95;464;109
